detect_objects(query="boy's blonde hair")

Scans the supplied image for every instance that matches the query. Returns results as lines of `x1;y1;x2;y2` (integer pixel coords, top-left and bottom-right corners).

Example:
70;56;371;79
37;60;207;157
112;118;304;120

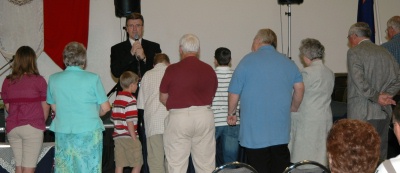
119;71;139;89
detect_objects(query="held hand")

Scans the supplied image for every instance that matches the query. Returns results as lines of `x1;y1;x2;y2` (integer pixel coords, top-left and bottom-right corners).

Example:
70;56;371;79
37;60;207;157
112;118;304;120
378;93;396;106
227;115;237;126
131;42;145;60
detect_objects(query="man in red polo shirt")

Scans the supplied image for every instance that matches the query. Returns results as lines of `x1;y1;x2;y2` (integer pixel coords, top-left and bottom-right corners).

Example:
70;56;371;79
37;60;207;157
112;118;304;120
160;34;218;173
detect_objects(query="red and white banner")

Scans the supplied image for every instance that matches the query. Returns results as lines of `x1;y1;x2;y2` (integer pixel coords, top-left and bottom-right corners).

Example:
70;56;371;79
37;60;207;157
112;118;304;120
44;0;90;69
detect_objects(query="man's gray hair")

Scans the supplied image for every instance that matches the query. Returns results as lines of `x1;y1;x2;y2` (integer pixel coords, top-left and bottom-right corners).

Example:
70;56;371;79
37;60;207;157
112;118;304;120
179;34;200;54
63;42;87;67
348;22;371;38
388;16;400;32
299;38;325;60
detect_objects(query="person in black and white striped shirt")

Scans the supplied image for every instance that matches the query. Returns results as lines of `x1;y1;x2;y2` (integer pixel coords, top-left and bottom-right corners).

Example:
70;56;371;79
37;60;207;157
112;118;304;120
211;47;240;166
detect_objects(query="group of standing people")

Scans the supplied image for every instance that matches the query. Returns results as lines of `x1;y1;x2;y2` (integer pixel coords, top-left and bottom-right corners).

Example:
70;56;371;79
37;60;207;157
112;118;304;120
295;16;400;173
110;13;230;173
2;41;111;173
291;16;400;173
2;11;400;173
201;16;400;173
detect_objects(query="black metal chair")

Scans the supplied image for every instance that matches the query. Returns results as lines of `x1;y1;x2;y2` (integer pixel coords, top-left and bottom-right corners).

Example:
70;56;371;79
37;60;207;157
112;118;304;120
213;161;258;173
283;160;330;173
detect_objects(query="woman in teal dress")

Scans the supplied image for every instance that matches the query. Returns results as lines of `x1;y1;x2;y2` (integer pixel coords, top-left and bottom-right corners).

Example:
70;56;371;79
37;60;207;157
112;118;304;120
46;42;111;172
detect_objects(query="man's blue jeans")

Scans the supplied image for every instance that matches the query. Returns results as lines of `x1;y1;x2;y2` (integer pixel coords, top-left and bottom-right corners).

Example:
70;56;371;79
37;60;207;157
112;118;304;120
215;125;240;166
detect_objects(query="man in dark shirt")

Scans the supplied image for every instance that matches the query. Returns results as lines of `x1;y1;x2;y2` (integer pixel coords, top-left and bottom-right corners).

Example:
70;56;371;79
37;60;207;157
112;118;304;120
160;34;218;173
110;12;161;92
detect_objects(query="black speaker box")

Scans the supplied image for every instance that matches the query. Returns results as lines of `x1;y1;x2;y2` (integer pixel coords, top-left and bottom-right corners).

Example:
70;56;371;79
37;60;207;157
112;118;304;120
278;0;303;5
114;0;141;17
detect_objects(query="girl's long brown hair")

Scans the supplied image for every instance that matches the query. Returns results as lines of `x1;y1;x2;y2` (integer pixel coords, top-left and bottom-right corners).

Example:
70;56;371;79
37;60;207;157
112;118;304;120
7;46;40;82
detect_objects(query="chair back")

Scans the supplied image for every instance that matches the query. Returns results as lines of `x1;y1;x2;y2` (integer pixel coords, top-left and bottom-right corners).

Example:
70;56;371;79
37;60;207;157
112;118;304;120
213;161;258;173
283;160;330;173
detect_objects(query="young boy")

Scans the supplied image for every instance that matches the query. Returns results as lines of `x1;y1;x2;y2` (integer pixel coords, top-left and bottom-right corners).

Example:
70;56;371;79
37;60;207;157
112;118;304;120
111;71;143;173
211;47;240;166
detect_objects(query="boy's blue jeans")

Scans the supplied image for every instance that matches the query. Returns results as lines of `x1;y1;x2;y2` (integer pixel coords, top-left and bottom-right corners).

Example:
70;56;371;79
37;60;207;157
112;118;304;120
215;125;240;166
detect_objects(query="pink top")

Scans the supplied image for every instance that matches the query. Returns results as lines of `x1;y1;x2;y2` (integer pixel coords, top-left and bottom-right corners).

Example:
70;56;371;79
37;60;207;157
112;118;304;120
1;75;47;133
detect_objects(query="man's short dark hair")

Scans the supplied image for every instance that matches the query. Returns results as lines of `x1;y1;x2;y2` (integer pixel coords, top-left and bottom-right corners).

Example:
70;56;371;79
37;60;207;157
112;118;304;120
126;12;144;25
214;47;231;66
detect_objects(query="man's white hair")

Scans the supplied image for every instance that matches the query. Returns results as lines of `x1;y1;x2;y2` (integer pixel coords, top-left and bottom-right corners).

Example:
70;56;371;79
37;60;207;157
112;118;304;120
179;34;200;54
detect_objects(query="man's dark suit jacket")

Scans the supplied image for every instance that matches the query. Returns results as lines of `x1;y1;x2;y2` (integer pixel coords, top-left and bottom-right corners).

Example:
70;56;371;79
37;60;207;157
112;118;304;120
110;39;161;91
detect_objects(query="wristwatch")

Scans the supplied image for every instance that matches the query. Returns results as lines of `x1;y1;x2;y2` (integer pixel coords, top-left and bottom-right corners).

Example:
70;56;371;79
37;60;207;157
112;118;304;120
228;112;236;116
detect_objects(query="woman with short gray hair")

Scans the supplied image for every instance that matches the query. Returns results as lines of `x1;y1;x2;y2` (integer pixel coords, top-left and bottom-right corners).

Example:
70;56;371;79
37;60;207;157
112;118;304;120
289;38;335;167
47;42;111;172
62;42;87;66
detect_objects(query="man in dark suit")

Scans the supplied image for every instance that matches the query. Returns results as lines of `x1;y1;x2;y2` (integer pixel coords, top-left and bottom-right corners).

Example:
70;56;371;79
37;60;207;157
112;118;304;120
110;13;161;173
347;22;400;161
111;12;161;91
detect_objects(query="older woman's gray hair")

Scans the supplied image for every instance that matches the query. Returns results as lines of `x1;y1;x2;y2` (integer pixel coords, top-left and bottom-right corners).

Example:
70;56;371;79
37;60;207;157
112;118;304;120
179;34;200;54
299;38;325;60
348;22;371;38
63;42;87;67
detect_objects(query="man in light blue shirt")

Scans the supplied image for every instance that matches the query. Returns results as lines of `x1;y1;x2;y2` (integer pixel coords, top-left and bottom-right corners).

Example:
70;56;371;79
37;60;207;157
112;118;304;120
227;28;304;173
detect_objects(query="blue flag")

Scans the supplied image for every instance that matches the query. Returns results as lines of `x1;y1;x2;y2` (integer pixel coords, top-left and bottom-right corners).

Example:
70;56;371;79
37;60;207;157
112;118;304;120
357;0;375;43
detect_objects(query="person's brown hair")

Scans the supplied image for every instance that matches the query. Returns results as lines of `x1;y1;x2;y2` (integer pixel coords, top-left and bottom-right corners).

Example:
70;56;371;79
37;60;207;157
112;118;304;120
327;119;380;173
153;53;170;65
7;46;40;82
126;12;144;26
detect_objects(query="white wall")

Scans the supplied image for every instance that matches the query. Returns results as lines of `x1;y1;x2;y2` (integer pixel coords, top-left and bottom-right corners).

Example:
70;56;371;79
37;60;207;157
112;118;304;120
1;0;399;101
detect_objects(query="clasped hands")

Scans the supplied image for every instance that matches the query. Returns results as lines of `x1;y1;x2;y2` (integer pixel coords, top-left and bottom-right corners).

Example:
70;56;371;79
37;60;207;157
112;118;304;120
225;93;396;126
227;115;237;126
378;92;396;106
131;41;145;61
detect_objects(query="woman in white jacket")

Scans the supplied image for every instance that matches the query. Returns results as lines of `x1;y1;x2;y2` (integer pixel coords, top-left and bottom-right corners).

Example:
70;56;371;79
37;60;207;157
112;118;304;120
289;38;335;167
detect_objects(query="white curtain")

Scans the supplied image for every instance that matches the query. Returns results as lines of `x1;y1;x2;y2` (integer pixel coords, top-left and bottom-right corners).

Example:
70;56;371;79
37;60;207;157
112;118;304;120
0;0;43;60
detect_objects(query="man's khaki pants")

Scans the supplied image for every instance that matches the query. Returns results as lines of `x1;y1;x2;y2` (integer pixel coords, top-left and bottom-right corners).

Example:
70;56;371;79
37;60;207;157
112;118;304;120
164;106;216;173
147;134;168;173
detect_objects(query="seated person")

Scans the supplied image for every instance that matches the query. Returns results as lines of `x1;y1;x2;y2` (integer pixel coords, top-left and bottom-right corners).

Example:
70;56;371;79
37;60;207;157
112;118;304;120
327;119;380;173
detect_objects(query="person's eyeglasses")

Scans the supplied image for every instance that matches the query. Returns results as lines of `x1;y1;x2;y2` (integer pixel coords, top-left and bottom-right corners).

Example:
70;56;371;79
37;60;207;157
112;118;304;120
127;24;142;28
